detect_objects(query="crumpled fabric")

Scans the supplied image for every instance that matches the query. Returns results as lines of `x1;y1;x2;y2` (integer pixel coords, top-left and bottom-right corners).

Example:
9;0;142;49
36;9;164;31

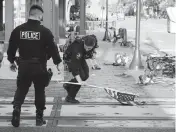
113;53;131;66
138;54;175;85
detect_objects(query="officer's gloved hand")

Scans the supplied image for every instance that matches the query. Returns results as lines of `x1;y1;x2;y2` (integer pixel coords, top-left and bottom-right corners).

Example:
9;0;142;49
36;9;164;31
10;63;17;72
0;63;1;68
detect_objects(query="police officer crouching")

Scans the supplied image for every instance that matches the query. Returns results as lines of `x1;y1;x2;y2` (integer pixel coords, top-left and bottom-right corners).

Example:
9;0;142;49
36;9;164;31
63;35;96;103
7;5;62;127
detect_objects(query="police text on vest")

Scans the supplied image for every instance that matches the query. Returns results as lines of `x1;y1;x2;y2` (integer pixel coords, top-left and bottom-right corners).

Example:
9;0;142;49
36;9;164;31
20;31;40;40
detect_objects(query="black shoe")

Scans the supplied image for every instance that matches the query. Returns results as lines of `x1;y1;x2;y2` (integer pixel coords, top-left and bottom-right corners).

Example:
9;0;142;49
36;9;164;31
139;75;144;84
63;84;69;93
112;63;121;66
36;110;46;126
65;96;80;104
93;65;101;70
11;106;21;127
36;118;46;126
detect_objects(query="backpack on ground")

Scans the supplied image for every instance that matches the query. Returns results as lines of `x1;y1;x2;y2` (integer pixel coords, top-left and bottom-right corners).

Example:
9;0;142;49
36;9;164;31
112;28;128;46
118;28;127;46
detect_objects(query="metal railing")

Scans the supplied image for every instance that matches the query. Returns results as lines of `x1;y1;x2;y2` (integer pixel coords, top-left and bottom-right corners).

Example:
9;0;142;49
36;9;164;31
68;20;117;31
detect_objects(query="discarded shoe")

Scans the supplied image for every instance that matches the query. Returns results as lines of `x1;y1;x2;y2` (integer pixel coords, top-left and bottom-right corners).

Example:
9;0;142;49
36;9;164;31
92;65;101;70
112;63;121;66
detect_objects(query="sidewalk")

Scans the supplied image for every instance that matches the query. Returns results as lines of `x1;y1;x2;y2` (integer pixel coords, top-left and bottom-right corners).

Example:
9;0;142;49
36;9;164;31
88;17;175;56
0;40;175;132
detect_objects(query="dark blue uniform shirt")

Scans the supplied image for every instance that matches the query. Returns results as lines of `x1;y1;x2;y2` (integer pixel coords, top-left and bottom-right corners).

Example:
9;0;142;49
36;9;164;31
66;39;86;76
7;19;62;65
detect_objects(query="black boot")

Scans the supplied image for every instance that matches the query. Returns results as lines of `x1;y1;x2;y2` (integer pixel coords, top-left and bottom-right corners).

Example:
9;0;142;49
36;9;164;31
63;83;69;94
66;86;80;104
11;106;21;127
36;109;46;126
65;96;80;104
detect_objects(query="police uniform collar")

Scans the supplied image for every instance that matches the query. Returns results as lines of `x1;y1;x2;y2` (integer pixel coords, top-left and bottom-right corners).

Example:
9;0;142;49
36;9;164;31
27;19;41;24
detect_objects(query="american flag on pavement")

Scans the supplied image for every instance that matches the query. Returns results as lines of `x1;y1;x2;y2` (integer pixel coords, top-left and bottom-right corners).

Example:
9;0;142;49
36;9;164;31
104;88;136;102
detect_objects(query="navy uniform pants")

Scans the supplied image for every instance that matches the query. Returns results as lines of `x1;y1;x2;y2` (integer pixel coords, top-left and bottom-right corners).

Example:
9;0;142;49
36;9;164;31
13;60;48;110
67;59;89;98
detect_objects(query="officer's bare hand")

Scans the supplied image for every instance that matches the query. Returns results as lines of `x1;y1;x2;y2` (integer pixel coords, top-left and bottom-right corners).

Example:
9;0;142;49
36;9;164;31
56;64;61;74
80;81;87;86
10;63;17;72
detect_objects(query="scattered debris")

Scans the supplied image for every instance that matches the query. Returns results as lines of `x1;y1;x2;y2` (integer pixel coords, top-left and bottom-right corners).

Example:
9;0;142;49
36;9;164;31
138;55;175;85
91;74;96;76
115;73;131;78
104;53;132;67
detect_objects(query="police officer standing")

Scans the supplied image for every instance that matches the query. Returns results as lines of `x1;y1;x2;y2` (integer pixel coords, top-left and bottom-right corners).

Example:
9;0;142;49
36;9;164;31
63;35;96;103
7;5;62;127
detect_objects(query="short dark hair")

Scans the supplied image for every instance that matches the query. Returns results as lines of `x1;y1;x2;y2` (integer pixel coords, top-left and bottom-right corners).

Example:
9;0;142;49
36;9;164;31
29;5;43;13
83;35;95;47
90;34;98;48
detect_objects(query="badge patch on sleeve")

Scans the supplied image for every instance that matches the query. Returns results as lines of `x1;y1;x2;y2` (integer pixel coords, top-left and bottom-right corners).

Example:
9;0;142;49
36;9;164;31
20;31;40;40
76;53;82;60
